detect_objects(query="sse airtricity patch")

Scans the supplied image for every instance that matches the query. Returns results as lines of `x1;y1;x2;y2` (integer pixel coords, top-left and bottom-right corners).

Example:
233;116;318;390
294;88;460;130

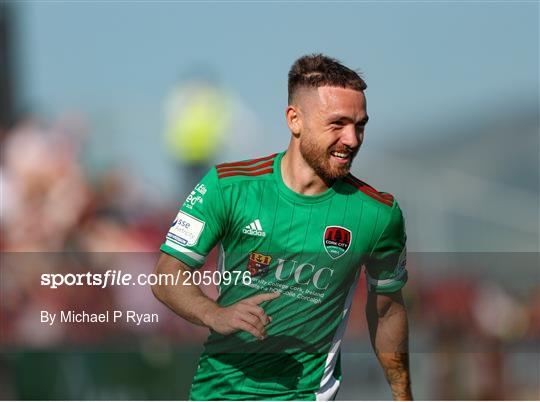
168;211;205;246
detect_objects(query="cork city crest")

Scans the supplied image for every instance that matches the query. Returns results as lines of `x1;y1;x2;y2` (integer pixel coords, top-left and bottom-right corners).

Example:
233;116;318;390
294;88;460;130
323;226;352;259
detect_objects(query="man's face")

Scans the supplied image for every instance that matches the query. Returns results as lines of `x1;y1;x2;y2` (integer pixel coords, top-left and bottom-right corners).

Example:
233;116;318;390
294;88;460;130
296;86;368;181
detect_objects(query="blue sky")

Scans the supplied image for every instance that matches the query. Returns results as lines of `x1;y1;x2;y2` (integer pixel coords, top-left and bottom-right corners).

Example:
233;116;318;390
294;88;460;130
14;2;539;190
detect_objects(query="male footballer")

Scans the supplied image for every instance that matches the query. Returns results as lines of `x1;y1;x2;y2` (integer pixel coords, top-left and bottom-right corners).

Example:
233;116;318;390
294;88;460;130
152;54;412;400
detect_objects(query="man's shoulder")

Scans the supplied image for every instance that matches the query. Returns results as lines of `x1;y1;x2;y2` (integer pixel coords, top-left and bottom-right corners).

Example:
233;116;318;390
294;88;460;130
341;173;396;208
213;153;278;183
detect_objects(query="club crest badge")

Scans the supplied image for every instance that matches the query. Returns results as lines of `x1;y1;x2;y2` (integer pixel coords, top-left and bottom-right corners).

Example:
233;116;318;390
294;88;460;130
247;252;272;277
323;226;352;259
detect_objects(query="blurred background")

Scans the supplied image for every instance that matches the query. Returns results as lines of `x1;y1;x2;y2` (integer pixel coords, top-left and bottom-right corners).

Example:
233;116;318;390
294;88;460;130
0;1;538;400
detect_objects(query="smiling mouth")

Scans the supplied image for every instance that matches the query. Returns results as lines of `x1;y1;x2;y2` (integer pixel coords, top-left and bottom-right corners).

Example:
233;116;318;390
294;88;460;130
330;151;350;160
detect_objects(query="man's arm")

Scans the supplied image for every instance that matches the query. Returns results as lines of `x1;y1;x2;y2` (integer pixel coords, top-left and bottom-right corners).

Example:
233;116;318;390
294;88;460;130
366;289;412;400
151;252;278;340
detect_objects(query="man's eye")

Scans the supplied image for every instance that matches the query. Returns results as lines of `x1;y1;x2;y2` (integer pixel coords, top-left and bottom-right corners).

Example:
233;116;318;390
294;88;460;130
331;121;344;127
355;124;365;132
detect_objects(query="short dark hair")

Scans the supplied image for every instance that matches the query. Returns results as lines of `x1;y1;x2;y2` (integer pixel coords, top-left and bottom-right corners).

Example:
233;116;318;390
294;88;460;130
288;54;367;104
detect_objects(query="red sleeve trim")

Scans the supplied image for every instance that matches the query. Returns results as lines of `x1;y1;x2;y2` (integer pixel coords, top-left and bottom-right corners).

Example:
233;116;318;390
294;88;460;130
344;175;394;207
215;153;278;169
218;168;274;179
216;159;274;174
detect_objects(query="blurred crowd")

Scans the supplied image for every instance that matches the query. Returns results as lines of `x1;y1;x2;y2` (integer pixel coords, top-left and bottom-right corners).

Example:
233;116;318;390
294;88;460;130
0;115;212;347
0;116;538;399
1;115;167;252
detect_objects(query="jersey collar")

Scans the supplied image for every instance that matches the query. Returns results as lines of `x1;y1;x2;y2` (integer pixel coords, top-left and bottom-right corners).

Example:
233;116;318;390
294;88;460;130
273;151;339;204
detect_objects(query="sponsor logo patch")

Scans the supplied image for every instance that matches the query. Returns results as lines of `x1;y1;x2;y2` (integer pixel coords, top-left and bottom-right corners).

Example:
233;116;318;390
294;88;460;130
195;183;207;195
183;191;203;209
247;252;272;277
323;226;352;259
183;183;207;210
168;211;205;246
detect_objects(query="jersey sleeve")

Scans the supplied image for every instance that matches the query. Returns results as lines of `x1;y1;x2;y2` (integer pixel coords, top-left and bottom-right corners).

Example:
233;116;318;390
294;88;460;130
159;167;227;268
364;201;408;293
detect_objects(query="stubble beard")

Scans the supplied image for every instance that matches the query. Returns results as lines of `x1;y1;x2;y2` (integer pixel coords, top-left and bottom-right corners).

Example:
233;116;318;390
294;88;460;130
299;134;354;184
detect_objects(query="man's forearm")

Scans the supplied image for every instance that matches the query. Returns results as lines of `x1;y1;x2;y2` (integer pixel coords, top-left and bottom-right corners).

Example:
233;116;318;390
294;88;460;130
151;253;219;328
367;292;412;400
374;349;412;400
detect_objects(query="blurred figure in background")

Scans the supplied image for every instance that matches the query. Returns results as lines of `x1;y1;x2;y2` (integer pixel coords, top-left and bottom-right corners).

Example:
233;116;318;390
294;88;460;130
163;68;231;196
0;115;90;251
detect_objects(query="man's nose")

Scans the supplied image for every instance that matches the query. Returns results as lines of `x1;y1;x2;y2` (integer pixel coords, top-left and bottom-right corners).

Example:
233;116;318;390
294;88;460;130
341;125;360;149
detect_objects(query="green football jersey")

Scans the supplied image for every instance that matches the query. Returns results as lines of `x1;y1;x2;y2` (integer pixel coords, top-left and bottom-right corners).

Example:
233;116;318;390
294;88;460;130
160;151;407;400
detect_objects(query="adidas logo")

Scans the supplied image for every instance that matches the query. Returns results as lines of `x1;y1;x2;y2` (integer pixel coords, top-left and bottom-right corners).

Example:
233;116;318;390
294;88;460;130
242;219;266;237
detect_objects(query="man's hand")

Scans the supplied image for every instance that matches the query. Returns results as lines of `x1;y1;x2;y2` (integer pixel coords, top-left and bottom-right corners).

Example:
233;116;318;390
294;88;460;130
204;292;280;340
152;253;279;340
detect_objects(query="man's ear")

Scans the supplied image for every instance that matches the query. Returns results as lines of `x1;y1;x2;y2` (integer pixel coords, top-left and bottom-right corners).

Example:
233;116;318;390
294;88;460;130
285;105;302;137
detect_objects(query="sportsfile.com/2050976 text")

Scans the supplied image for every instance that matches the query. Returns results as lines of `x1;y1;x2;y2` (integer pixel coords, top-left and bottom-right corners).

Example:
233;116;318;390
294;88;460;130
40;269;252;289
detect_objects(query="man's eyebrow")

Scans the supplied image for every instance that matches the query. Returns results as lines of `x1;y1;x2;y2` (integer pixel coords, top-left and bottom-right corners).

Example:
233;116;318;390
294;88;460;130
359;115;369;125
327;115;369;125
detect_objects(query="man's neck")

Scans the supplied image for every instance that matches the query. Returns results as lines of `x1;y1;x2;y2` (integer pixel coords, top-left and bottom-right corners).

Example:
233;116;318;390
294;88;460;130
280;149;334;195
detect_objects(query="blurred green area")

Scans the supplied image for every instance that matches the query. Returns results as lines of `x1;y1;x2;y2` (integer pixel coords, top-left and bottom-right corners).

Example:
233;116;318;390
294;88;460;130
2;351;199;400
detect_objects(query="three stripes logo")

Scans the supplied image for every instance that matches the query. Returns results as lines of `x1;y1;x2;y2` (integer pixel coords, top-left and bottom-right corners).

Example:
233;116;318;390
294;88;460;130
242;219;266;237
